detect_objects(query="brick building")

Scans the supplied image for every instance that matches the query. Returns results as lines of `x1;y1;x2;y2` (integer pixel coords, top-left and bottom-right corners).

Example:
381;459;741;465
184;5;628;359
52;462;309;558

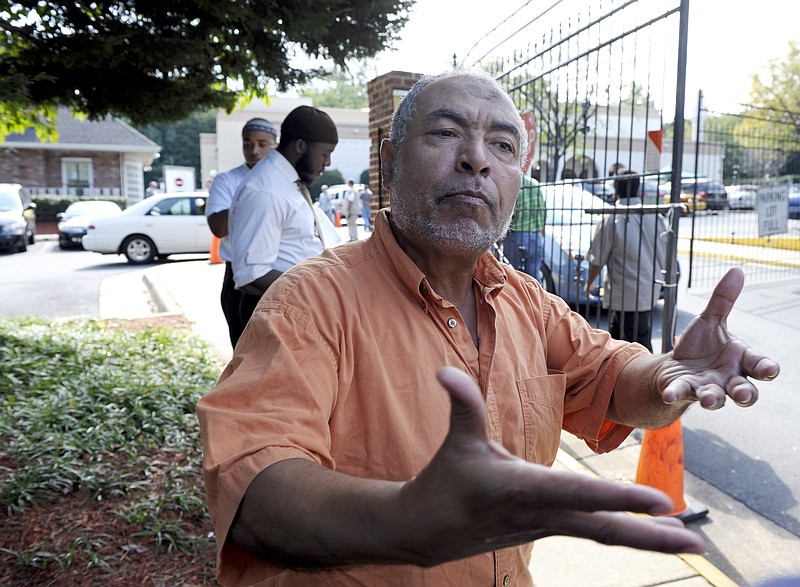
0;108;160;201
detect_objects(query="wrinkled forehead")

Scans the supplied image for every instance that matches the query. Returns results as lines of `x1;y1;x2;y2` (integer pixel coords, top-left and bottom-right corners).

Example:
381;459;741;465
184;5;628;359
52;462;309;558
415;76;522;133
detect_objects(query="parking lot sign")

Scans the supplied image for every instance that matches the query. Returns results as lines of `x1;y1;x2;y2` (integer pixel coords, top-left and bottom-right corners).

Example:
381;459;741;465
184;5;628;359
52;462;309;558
756;185;789;237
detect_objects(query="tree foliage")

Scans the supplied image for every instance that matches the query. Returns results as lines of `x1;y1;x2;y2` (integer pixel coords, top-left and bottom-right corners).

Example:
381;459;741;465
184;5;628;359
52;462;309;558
136;110;217;188
299;66;372;109
0;1;414;140
748;41;800;131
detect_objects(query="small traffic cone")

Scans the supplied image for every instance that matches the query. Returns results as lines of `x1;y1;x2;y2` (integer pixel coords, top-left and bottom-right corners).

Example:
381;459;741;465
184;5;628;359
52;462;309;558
209;235;223;265
335;210;342;227
635;419;708;522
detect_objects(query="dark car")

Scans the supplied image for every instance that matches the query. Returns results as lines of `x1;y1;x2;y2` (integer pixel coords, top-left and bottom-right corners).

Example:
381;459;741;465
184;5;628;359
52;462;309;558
0;183;36;253
57;200;122;249
788;185;800;220
679;179;728;210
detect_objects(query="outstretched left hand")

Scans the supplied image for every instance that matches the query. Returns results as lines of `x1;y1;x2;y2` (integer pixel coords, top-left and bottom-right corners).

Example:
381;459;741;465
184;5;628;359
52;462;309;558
658;267;780;410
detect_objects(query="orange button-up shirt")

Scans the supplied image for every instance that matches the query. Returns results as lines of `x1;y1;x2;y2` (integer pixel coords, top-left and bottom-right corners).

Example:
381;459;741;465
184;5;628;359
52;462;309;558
198;210;646;586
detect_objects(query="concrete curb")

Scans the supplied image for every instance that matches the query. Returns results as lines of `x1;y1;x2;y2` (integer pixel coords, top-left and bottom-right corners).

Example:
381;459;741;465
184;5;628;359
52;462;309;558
142;271;182;315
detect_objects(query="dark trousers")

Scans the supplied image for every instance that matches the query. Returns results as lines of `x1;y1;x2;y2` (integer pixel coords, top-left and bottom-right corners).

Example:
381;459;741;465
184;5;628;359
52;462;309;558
608;309;653;352
221;263;261;349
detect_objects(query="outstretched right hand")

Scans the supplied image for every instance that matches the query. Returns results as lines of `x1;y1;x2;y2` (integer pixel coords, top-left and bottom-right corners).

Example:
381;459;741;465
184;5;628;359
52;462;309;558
395;367;705;566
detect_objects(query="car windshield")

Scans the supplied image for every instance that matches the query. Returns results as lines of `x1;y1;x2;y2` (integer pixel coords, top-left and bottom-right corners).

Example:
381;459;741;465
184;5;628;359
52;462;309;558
0;192;22;212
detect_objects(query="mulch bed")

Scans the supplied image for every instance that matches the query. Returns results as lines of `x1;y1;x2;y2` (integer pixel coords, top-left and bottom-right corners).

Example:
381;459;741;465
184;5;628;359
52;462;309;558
0;315;220;586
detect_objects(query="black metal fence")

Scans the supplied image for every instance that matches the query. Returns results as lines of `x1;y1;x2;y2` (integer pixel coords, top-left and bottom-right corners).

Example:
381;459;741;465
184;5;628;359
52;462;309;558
683;94;800;288
471;0;687;348
467;0;800;350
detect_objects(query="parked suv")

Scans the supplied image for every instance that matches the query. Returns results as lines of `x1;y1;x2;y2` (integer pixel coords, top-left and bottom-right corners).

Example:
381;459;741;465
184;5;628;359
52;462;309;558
0;183;36;253
679;179;728;210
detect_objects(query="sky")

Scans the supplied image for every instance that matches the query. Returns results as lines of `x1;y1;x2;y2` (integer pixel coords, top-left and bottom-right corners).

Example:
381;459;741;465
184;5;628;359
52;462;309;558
368;0;799;114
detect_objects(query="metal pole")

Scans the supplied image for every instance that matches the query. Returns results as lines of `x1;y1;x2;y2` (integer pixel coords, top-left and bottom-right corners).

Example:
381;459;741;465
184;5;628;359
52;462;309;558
661;204;682;353
662;0;691;354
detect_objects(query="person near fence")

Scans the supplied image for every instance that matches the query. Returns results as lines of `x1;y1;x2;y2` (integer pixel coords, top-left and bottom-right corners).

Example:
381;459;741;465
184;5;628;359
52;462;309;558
359;184;373;232
198;69;779;587
205;117;278;348
227;106;339;347
504;173;546;281
342;179;360;241
317;184;335;223
585;170;669;351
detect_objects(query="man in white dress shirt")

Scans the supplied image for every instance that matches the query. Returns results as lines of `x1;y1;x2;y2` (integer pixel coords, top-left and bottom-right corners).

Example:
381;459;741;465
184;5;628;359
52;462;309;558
205;117;278;347
227;106;339;346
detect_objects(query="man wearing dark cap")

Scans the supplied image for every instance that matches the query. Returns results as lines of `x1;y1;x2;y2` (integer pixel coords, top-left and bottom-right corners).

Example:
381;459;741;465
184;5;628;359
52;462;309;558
206;117;278;347
227;105;339;346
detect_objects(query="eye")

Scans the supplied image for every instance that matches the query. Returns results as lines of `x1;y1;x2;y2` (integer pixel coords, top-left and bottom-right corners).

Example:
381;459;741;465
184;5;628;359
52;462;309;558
496;140;514;153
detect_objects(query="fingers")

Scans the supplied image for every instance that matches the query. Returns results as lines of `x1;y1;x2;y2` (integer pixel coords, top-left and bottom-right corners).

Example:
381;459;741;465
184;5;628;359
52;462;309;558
742;347;780;382
561;510;706;554
700;267;744;323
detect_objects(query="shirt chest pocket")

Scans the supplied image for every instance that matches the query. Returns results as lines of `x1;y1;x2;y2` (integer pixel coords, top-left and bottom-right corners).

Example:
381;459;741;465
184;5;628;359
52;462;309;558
516;373;566;466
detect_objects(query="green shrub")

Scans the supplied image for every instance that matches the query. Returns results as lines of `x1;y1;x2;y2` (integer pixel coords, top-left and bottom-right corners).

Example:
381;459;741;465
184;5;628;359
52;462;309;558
30;195;128;221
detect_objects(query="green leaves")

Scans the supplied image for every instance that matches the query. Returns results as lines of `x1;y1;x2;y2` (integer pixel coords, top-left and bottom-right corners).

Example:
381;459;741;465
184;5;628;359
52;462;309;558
0;0;415;133
0;316;220;528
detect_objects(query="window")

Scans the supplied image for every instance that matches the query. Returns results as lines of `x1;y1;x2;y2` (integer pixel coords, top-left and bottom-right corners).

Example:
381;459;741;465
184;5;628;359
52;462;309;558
150;197;191;216
62;158;93;195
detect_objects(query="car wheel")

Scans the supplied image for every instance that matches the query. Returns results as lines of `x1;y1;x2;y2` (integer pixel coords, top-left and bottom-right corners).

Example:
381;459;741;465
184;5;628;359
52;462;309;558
16;236;27;253
540;263;556;295
122;235;157;264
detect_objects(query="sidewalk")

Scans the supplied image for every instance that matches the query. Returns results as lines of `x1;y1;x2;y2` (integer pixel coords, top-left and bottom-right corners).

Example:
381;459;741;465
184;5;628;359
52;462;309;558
127;228;799;587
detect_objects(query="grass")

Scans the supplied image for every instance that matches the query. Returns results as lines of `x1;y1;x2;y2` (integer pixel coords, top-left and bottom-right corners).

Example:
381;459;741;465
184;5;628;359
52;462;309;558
0;317;223;584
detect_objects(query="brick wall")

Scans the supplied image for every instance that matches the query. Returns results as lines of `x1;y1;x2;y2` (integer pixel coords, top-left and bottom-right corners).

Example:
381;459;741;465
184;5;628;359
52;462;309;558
0;150;46;186
0;149;121;192
366;71;423;219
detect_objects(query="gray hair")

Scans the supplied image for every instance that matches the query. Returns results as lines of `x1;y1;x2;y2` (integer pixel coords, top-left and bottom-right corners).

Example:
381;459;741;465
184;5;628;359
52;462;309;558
388;68;529;167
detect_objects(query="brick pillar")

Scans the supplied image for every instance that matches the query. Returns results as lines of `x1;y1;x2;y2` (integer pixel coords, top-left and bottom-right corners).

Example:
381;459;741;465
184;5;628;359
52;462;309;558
366;71;423;219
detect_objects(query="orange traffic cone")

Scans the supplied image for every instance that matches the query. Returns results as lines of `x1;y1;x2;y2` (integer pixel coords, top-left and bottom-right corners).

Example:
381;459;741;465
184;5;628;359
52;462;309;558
635;419;708;522
335;210;342;227
209;235;223;265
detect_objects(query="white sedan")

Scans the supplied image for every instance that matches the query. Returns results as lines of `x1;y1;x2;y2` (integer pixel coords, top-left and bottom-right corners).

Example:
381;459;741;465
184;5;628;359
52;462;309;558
82;192;212;264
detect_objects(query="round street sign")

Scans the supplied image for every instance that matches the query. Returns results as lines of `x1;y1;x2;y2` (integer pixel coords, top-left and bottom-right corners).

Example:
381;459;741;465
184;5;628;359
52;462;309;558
175;178;184;187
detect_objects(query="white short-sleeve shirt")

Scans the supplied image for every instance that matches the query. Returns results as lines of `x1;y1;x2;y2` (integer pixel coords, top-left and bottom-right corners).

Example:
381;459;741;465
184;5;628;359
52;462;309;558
206;163;250;261
228;151;324;290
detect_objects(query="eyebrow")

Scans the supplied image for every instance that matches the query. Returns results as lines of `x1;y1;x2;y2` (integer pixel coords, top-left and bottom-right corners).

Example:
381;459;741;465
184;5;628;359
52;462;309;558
426;107;522;142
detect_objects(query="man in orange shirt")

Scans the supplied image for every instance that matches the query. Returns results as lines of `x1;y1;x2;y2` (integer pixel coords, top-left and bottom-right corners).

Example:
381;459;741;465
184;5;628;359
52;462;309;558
197;70;779;586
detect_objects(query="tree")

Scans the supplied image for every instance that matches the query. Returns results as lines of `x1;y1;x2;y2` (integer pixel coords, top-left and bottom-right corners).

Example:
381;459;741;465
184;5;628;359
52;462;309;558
299;66;372;110
747;40;800;135
509;77;597;182
137;110;216;188
0;1;414;140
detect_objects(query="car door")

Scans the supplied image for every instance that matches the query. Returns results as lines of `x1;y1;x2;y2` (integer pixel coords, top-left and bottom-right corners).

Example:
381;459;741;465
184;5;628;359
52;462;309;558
190;196;213;251
145;196;200;253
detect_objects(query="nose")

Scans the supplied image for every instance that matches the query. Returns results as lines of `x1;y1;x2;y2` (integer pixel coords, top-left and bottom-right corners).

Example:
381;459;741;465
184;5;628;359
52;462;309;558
456;140;491;177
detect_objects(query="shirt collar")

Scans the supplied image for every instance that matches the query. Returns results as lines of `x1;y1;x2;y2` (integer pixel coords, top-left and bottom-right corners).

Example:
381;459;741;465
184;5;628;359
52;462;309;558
370;210;508;304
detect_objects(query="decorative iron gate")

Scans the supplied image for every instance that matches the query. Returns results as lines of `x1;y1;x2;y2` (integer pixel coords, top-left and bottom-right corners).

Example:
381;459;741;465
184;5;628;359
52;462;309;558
463;0;799;296
466;0;689;350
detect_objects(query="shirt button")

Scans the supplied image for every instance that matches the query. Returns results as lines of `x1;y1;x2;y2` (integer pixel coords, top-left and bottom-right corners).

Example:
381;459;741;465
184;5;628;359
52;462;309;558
503;576;510;585
447;318;457;328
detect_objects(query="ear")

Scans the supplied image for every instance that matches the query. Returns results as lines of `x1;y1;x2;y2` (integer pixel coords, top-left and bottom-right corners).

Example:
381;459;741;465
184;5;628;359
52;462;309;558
281;138;307;166
293;138;308;156
380;138;398;188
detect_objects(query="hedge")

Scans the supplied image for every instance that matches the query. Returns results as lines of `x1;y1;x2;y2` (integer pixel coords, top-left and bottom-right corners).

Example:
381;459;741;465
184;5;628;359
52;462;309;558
30;195;128;221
